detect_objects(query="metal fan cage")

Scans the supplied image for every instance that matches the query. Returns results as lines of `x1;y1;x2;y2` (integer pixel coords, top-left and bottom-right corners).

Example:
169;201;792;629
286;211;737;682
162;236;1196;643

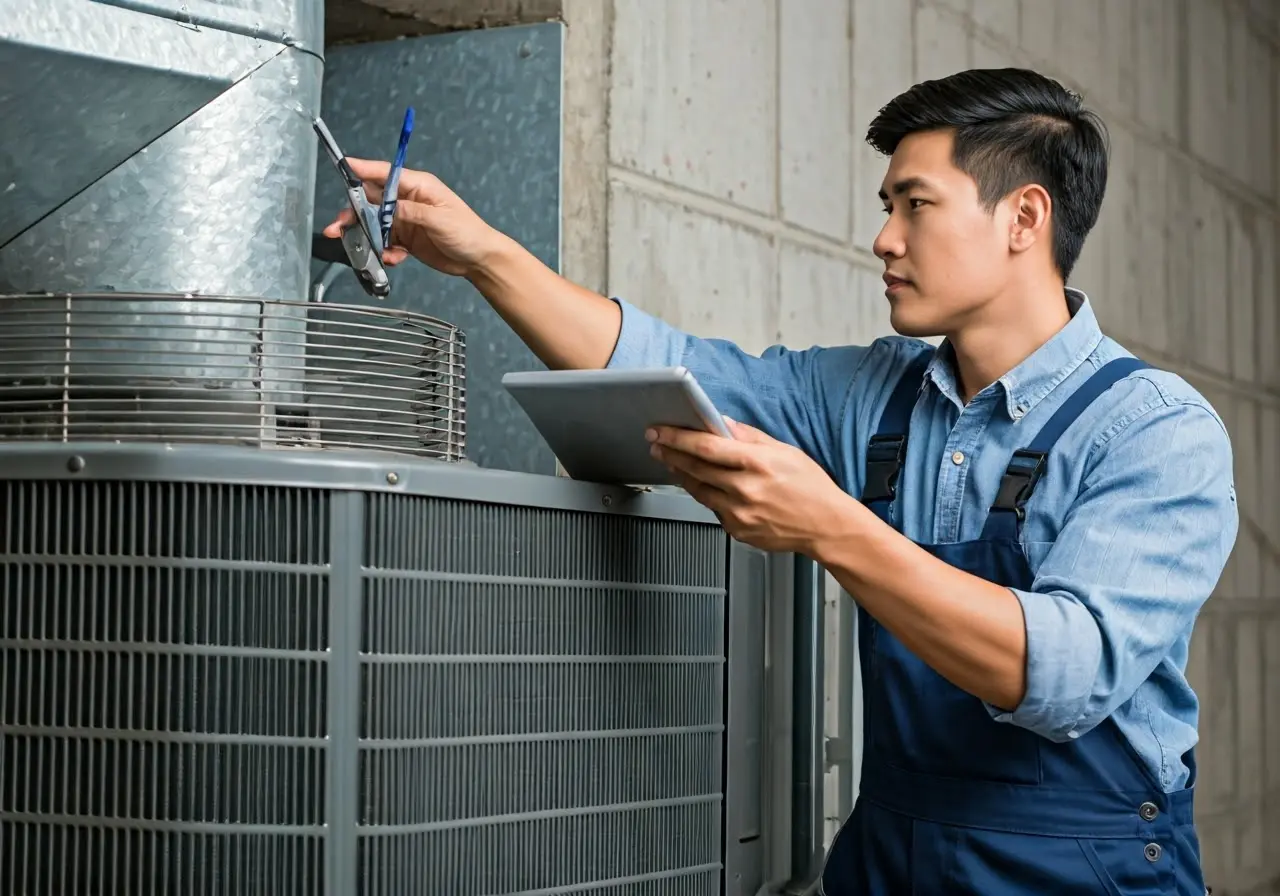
0;293;467;461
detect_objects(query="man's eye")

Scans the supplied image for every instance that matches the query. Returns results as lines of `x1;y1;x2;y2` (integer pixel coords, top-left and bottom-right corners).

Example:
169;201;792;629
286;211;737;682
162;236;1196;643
882;199;927;214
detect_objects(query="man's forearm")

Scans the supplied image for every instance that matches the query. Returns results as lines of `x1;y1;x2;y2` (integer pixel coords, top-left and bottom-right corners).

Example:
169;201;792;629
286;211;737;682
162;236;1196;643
465;233;623;370
809;494;1029;710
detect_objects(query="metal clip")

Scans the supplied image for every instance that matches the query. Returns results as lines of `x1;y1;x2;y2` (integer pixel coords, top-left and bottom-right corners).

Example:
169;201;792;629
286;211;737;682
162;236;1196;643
310;116;391;299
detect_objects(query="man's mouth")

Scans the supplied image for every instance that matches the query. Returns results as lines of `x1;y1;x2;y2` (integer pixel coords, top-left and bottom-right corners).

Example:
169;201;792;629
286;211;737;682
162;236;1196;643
883;273;911;292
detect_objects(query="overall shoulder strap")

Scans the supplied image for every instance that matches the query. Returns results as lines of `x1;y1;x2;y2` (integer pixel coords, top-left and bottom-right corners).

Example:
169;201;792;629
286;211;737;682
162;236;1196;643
860;350;933;512
981;356;1151;541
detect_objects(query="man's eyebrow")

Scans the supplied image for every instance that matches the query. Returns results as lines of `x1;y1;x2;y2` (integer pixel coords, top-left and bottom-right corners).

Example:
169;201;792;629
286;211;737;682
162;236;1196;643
877;176;931;202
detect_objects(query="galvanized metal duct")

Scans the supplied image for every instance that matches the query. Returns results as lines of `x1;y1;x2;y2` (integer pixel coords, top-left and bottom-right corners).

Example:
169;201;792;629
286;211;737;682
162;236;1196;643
0;1;468;459
0;0;324;300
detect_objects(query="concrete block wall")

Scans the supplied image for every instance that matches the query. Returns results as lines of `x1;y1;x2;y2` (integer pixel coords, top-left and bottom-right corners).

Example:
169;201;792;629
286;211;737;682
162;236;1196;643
560;1;1280;892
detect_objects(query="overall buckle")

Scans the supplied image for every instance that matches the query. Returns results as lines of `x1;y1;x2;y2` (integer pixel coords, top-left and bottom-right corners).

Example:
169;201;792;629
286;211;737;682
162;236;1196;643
991;449;1047;520
861;434;907;503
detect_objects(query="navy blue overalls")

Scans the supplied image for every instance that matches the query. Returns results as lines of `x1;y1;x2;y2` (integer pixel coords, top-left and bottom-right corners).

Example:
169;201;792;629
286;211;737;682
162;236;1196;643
821;354;1207;895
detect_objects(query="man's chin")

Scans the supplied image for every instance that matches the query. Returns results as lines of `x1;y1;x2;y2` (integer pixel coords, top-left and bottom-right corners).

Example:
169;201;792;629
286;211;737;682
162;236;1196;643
888;307;945;340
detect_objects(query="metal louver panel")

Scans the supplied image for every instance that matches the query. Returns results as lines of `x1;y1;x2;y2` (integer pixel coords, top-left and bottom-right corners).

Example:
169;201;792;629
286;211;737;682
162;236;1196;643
0;445;729;896
1;479;332;895
359;495;727;896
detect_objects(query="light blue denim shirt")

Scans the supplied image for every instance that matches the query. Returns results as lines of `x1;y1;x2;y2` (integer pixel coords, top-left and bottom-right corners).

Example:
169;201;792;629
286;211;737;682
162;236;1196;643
607;288;1238;792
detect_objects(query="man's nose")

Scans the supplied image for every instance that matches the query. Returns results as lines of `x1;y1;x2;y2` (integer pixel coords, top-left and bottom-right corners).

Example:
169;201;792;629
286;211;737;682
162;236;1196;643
873;214;905;261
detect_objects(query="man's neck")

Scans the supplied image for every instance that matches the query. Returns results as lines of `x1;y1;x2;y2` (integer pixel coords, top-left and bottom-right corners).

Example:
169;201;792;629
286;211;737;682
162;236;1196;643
947;283;1073;404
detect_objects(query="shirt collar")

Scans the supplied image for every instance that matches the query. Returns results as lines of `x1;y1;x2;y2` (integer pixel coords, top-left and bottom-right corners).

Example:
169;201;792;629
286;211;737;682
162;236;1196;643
924;288;1103;419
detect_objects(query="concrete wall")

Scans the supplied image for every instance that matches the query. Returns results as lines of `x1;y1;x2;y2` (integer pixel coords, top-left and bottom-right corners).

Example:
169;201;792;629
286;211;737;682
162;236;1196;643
561;1;1280;893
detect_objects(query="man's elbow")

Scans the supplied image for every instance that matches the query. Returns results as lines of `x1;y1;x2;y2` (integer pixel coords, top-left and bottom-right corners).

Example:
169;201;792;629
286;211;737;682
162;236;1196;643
1000;586;1116;742
983;671;1027;720
996;688;1114;744
989;650;1113;742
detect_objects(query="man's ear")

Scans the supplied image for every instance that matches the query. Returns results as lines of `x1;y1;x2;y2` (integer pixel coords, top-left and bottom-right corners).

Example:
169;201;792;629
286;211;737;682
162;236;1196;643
1008;184;1052;255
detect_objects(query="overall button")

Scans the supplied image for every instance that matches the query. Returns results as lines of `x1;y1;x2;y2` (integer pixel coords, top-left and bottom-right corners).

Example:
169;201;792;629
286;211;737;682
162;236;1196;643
1139;801;1159;821
1143;843;1162;862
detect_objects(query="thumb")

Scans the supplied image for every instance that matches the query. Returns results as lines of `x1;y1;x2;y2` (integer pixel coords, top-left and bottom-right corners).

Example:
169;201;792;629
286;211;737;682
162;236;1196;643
322;207;357;237
725;416;768;443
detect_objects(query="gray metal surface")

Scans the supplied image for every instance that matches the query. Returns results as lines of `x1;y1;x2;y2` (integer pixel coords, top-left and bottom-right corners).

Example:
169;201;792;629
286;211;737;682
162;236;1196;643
0;0;323;304
824;576;859;850
357;491;726;895
756;552;797;896
315;23;563;474
0;293;467;460
107;0;324;52
0;442;719;525
787;557;827;890
722;551;821;896
0;444;728;895
722;545;768;896
1;478;334;895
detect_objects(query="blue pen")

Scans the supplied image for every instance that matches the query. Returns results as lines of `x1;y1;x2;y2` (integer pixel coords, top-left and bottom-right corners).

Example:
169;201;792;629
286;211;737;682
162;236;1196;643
378;107;415;246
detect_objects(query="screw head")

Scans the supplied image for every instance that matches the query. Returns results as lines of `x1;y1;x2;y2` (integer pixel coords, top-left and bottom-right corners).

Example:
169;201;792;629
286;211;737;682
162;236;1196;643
601;494;613;507
66;455;85;473
386;471;399;485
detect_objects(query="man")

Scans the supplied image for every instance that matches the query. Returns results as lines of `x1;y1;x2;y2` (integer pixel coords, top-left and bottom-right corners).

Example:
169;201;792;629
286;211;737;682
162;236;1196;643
325;68;1235;894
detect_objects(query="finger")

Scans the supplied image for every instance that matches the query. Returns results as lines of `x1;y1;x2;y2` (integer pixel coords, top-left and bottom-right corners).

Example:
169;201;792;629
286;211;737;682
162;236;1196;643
655;443;740;488
725;416;769;443
387;202;424;247
669;469;731;510
344;158;391;186
649;426;749;468
381;246;410;266
347;158;447;203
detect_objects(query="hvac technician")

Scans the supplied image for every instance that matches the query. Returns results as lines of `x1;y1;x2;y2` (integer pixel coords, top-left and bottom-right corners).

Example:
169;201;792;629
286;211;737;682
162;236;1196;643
325;68;1237;895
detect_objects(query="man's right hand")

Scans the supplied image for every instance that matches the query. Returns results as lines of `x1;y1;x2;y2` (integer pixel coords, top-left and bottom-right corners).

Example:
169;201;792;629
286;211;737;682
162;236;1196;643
321;158;509;278
321;157;624;371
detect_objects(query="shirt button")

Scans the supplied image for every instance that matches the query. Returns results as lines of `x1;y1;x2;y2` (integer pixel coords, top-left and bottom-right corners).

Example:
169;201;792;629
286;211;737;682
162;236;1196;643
1139;802;1159;821
951;451;965;465
1144;843;1162;863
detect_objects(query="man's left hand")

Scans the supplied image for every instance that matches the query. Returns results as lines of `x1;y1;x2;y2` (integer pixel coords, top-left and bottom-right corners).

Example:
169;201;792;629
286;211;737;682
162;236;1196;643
647;418;859;554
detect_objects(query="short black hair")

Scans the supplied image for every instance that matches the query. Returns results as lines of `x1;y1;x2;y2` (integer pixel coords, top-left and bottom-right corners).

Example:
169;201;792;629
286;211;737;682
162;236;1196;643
866;68;1109;282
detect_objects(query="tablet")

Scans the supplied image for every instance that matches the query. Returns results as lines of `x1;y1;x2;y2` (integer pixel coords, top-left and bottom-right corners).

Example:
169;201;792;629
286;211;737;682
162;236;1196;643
502;366;733;485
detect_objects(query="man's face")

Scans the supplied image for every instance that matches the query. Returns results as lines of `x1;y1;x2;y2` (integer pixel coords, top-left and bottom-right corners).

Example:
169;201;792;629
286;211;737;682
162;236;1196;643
873;129;1014;338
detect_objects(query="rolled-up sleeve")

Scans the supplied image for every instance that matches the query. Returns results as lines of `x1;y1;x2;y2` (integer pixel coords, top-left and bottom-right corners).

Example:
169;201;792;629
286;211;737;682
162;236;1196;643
987;399;1238;742
606;296;873;476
